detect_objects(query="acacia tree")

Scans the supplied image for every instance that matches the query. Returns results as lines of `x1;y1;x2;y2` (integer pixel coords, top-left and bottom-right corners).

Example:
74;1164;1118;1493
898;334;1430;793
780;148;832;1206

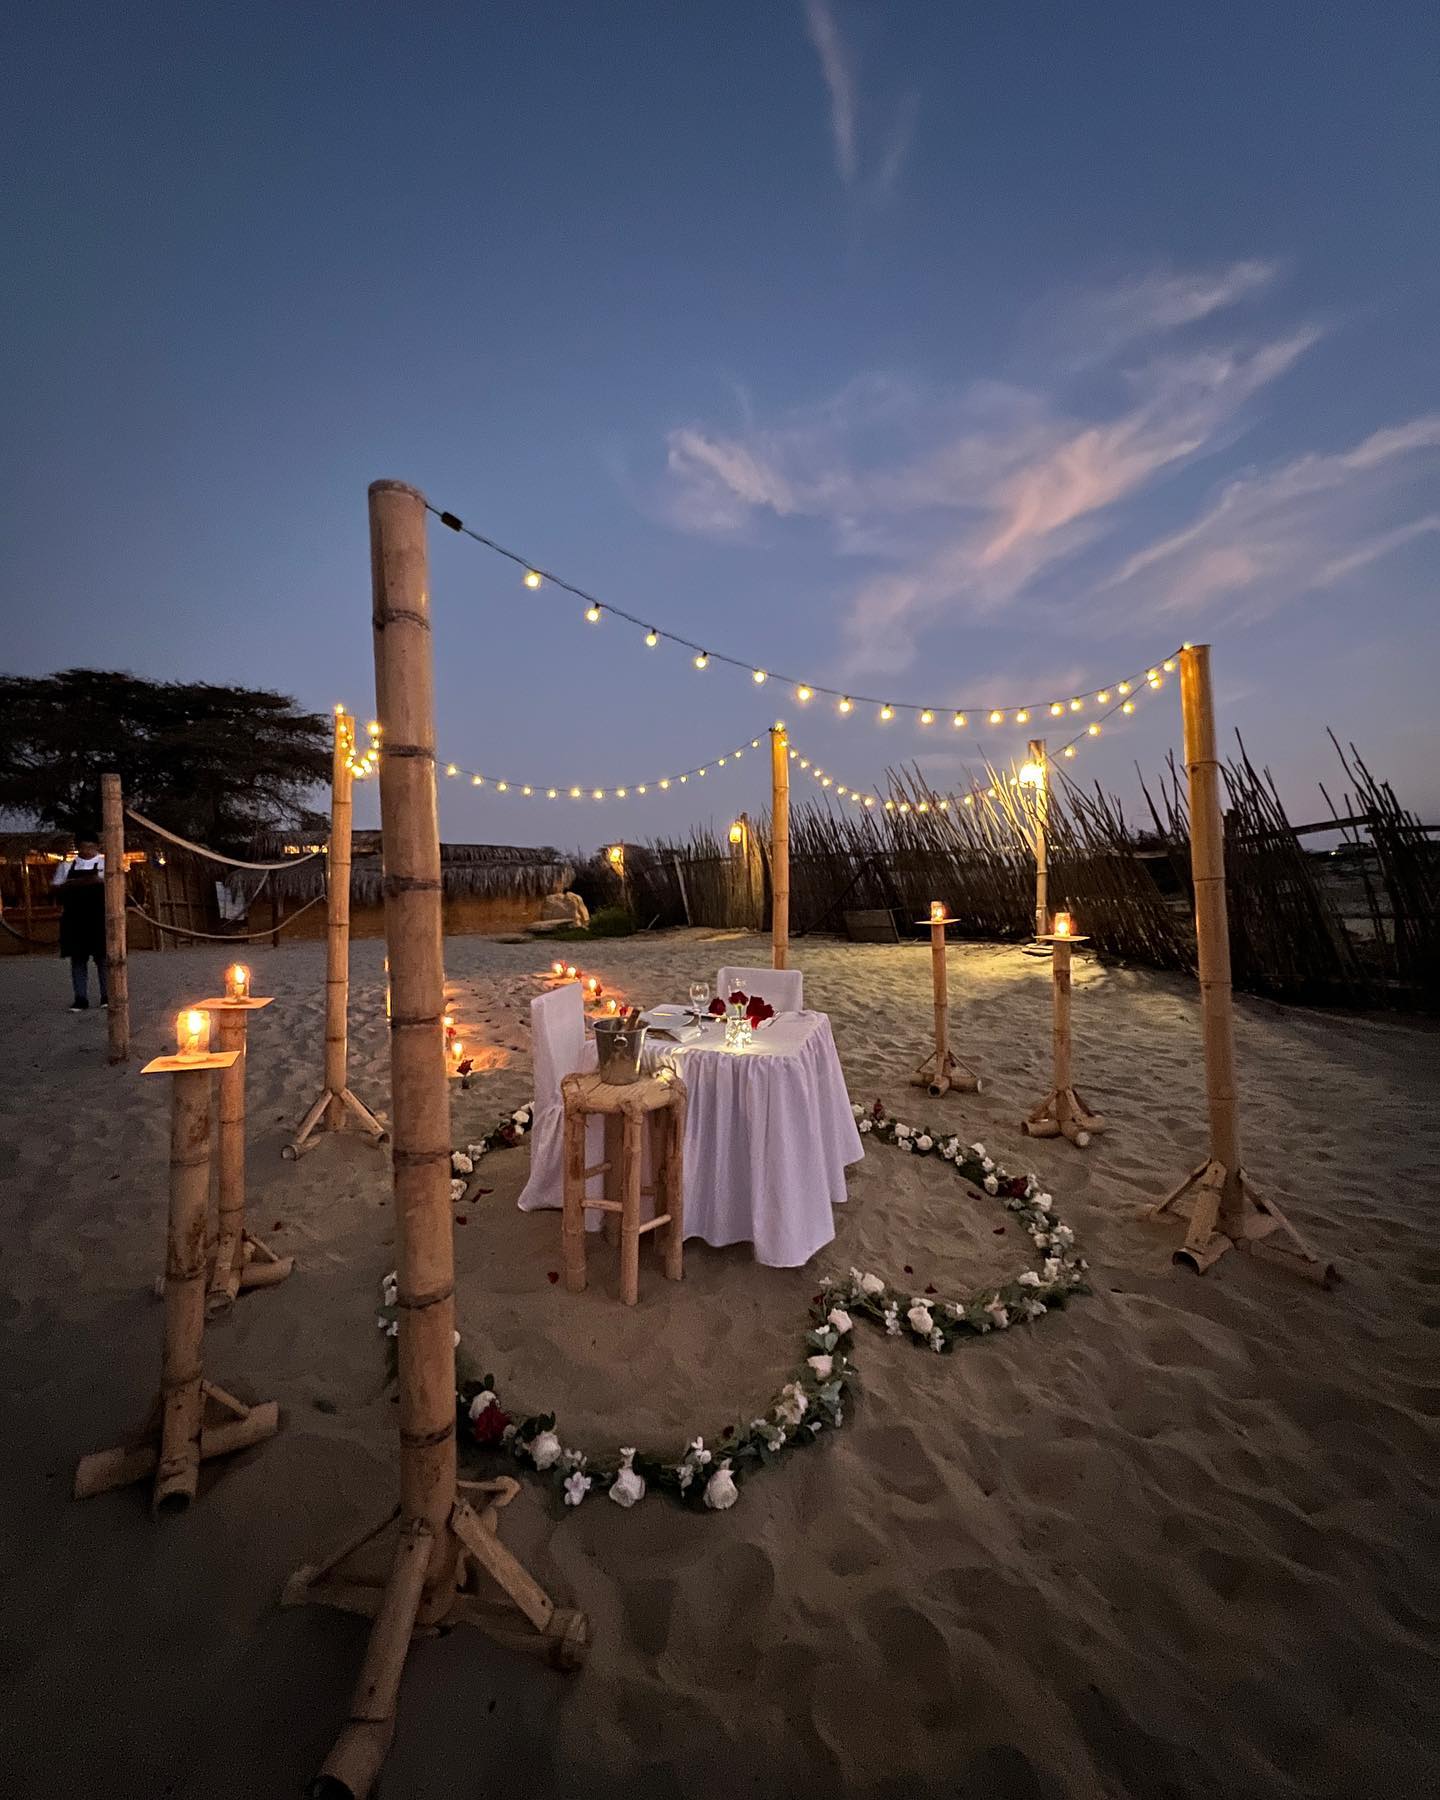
0;669;332;850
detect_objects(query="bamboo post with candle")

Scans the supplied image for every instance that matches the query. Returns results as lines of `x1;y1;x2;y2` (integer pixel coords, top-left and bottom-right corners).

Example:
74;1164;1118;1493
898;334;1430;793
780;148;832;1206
911;903;981;1097
101;773;130;1063
770;725;789;969
1022;912;1104;1147
1026;738;1049;938
290;481;588;1800
75;1007;279;1511
1143;645;1333;1282
284;708;387;1160
200;967;294;1313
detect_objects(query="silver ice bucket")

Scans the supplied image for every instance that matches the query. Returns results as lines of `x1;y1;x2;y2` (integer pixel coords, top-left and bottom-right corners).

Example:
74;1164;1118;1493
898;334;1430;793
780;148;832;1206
593;1018;648;1085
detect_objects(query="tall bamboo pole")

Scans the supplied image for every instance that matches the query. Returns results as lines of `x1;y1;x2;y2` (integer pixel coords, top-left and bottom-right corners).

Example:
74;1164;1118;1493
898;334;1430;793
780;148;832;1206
929;911;949;1086
325;711;356;1128
101;772;129;1063
770;726;789;969
1051;937;1073;1105
1180;644;1243;1235
1028;737;1049;938
370;479;457;1595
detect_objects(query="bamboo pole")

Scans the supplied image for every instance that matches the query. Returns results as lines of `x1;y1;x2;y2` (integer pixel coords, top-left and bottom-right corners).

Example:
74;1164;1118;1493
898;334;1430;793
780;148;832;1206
102;773;129;1062
930;913;949;1087
370;479;457;1592
202;996;291;1312
1028;738;1049;938
1180;645;1243;1234
325;711;355;1127
771;726;789;969
1052;937;1073;1099
154;1067;214;1513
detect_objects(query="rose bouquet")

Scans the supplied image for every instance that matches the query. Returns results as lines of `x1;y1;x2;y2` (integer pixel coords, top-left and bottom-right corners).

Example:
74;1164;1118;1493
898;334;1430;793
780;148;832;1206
707;988;775;1050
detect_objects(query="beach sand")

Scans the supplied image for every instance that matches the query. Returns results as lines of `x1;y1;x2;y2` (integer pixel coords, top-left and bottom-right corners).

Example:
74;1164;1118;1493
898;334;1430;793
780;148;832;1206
0;929;1436;1799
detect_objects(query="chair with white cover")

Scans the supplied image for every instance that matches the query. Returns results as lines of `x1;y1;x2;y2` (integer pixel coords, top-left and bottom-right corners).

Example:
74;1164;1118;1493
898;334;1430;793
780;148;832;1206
716;965;804;1013
518;984;600;1215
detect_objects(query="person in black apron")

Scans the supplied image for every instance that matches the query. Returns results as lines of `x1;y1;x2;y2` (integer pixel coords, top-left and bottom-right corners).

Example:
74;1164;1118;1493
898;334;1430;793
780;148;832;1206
54;832;109;1011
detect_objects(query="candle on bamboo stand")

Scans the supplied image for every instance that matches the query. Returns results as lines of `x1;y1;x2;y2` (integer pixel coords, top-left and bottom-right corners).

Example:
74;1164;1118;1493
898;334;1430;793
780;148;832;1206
176;1007;211;1060
225;962;251;1000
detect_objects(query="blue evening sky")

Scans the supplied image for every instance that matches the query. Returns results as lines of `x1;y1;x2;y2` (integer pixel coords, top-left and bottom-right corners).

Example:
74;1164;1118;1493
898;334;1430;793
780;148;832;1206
4;1;1438;843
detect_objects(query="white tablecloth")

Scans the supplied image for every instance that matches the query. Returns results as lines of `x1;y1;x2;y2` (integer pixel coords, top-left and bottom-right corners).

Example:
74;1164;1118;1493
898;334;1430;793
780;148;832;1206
645;1011;863;1268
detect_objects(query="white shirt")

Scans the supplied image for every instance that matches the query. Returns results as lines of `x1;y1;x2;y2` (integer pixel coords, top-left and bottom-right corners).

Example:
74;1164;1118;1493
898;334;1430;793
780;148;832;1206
53;853;105;887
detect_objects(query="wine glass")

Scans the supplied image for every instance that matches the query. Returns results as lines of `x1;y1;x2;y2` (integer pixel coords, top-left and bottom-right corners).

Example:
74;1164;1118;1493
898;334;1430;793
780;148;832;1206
688;979;710;1019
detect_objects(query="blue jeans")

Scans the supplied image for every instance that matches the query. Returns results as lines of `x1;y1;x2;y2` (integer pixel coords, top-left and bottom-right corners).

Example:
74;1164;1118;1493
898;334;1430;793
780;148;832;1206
71;955;109;1005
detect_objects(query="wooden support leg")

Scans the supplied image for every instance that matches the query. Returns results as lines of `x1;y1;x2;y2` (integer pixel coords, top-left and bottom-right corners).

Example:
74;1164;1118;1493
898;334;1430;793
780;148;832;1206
562;1104;588;1294
1141;1158;1335;1286
662;1093;685;1283
620;1111;641;1306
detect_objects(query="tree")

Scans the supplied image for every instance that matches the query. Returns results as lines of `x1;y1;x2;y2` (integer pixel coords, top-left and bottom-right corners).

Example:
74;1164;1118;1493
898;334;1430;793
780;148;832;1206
0;669;332;851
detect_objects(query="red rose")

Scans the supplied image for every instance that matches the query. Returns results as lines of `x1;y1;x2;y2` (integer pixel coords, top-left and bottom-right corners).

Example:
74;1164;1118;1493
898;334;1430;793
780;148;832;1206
707;997;726;1017
470;1401;511;1446
745;997;774;1027
728;990;748;1006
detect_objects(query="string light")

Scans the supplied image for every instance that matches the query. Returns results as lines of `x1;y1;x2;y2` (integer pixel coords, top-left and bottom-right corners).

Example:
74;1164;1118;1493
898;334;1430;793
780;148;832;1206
752;669;767;684
433;726;789;802
429;504;1183;725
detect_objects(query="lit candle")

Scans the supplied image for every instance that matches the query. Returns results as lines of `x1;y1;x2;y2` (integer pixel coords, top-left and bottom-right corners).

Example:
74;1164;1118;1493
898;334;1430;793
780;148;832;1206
930;901;946;922
605;997;618;1014
1054;911;1072;938
450;1039;464;1068
551;960;564;977
225;963;250;1000
585;977;599;993
443;1013;455;1036
176;1007;211;1059
565;965;578;980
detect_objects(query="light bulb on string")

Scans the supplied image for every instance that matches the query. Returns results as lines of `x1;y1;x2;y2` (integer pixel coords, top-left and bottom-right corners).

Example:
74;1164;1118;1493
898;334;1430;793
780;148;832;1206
1118;680;1131;694
1016;709;1029;724
752;669;767;684
838;697;853;714
1122;701;1134;714
796;685;812;702
920;710;934;725
694;651;709;669
879;705;894;721
1050;702;1064;717
585;603;601;624
523;570;542;589
645;628;658;647
953;712;966;728
989;710;1004;726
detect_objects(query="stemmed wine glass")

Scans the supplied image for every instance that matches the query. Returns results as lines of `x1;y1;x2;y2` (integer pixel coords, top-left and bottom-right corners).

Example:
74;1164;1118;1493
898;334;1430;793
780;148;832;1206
688;979;711;1020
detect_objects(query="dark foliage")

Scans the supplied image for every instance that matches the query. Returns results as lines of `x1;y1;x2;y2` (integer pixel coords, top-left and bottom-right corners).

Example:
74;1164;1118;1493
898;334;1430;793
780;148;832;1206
0;669;331;851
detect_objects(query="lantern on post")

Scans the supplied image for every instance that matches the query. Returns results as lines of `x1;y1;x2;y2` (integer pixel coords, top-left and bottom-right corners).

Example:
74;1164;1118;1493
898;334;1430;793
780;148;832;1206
910;904;981;1098
1021;911;1104;1147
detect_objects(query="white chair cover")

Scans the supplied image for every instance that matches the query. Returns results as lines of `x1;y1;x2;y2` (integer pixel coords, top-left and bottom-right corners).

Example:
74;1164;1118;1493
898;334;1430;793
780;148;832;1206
517;985;601;1216
716;965;804;1013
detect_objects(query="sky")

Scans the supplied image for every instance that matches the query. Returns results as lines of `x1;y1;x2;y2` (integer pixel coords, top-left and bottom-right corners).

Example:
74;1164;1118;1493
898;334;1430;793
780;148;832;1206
4;0;1438;845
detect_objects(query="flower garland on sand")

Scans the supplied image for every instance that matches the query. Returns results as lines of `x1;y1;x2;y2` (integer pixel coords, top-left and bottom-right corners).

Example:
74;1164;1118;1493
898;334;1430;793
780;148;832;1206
373;1097;1088;1513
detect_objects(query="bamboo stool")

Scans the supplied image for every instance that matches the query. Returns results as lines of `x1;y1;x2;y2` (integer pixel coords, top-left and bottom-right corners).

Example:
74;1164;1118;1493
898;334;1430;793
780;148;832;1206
560;1070;687;1305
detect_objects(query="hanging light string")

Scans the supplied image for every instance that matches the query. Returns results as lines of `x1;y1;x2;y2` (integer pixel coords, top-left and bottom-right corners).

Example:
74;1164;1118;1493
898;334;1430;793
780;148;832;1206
431;729;778;803
783;670;1162;814
430;502;1183;725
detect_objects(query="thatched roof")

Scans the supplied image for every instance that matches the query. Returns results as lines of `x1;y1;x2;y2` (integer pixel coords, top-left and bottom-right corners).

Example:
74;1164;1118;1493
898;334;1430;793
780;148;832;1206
237;836;575;905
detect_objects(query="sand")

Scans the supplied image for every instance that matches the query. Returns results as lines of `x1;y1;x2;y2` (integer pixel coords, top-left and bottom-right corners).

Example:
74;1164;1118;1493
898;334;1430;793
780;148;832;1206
0;928;1436;1799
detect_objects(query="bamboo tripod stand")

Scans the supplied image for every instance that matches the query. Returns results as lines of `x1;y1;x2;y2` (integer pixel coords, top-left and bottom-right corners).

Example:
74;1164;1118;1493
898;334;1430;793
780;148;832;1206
911;908;981;1097
289;482;588;1800
75;1054;279;1511
284;709;387;1160
197;996;294;1311
1021;933;1103;1146
1142;645;1334;1285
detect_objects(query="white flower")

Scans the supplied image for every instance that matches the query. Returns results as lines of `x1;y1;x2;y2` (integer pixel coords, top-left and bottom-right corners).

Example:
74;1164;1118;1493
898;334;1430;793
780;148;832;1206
451;1151;473;1175
563;1471;592;1506
687;1437;712;1466
907;1302;934;1336
386;1319;399;1338
826;1307;853;1334
1034;1193;1053;1212
382;1277;398;1308
609;1448;646;1508
928;1328;944;1353
561;1447;586;1472
704;1462;739;1510
452;1329;461;1347
1043;1257;1062;1282
894;1123;912;1140
883;1307;901;1336
858;1118;872;1134
860;1273;885;1296
984;1174;999;1194
984;1297;1009;1329
982;1156;995;1173
466;1142;487;1161
467;1390;496;1422
916;1134;933;1152
529;1430;563;1471
450;1178;467;1201
851;1102;865;1119
775;1383;808;1427
1018;1270;1041;1287
970;1142;986;1158
807;1353;833;1380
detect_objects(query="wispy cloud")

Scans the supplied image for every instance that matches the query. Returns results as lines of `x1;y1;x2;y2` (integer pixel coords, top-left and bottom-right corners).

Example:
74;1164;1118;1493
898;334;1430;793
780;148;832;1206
1100;416;1440;623
658;265;1331;674
801;0;919;201
1037;260;1284;366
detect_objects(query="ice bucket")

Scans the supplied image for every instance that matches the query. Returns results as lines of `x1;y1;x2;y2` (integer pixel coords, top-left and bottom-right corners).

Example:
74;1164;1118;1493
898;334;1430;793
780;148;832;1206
593;1018;648;1085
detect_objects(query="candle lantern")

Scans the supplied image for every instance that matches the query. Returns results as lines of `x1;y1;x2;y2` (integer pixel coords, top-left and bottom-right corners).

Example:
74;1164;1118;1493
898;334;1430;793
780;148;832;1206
225;962;251;1000
1022;911;1104;1148
910;905;981;1098
176;1007;212;1060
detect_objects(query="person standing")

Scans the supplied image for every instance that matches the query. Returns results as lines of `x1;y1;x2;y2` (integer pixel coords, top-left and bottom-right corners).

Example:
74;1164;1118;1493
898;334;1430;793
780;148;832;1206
53;831;109;1011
